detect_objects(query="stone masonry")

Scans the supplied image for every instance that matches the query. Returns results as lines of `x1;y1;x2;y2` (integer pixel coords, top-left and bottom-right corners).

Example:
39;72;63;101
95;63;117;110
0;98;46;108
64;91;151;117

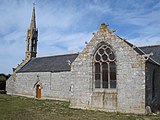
70;23;146;114
6;23;156;114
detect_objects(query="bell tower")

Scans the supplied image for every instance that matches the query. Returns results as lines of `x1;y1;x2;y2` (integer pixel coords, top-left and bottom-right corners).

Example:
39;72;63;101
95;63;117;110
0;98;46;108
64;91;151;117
26;4;38;59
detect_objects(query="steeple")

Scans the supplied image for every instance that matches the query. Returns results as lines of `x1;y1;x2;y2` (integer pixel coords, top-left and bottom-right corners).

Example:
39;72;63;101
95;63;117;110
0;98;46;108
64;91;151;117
25;4;38;59
30;4;36;29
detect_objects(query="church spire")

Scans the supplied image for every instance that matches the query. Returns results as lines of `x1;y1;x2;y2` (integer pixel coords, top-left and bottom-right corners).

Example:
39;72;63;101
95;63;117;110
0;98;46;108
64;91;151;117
30;3;36;29
25;4;38;59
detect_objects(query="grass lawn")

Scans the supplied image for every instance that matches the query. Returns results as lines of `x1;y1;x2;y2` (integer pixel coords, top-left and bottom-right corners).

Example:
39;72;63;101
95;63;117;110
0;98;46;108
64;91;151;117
0;94;160;120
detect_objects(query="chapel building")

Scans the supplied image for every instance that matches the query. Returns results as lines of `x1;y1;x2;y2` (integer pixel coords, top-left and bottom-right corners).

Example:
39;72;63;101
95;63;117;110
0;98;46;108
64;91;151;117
6;6;160;114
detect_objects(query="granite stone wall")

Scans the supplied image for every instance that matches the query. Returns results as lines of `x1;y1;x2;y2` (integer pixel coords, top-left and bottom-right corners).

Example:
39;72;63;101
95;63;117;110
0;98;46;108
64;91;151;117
6;72;71;101
70;24;146;114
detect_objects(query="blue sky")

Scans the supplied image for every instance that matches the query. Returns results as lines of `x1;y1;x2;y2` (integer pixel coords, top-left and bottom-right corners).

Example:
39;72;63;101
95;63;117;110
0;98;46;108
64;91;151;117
0;0;160;74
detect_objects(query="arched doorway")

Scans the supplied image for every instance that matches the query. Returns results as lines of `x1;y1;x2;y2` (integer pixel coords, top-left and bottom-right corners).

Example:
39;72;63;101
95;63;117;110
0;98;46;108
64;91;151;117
36;85;41;98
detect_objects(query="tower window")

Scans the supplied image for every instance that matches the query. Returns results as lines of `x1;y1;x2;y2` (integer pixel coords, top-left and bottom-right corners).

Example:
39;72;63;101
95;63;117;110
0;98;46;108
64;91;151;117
94;45;116;89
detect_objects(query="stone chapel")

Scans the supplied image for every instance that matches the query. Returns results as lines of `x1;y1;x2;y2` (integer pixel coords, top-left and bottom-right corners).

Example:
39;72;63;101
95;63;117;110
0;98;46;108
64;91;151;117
6;6;160;114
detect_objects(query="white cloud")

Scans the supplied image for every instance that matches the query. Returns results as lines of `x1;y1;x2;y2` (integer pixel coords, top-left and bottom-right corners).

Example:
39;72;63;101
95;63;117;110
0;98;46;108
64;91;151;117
0;0;160;74
38;31;93;56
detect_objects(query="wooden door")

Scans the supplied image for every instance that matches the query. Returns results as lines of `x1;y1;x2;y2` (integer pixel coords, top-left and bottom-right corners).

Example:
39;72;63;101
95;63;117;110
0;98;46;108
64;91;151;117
36;85;41;98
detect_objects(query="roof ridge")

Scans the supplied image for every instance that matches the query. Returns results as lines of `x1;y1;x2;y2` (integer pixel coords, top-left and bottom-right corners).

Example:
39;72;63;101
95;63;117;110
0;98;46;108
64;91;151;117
139;44;160;48
34;52;79;59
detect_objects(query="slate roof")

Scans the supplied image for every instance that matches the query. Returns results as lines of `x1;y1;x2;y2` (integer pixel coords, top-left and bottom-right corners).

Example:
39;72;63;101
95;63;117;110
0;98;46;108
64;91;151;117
139;45;160;64
17;44;160;73
117;36;160;65
17;53;78;73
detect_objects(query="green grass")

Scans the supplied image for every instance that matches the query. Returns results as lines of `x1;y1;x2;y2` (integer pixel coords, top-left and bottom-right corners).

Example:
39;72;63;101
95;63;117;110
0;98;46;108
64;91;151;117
0;94;160;120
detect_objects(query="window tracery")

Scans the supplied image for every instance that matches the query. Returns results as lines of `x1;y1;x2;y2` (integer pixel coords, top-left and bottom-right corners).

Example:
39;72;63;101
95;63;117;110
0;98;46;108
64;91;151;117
94;45;116;89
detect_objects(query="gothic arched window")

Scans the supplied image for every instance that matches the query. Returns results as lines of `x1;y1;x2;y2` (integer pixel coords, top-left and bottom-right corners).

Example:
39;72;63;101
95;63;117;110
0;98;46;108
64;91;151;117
94;45;116;89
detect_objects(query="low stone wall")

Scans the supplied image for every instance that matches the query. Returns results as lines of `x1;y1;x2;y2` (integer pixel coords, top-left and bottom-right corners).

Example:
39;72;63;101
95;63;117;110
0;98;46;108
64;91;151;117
6;72;72;101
